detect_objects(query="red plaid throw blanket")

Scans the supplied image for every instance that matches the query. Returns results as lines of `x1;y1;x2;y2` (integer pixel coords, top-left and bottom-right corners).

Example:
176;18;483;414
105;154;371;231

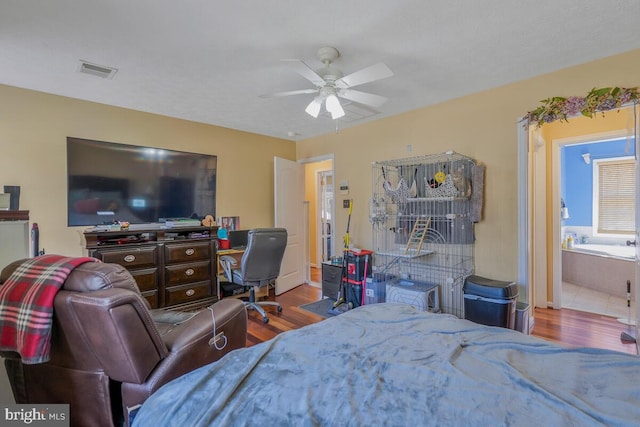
0;255;98;364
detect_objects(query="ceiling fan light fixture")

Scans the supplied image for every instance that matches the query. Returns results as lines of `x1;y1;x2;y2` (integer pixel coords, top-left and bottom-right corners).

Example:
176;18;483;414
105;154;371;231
265;46;393;121
326;94;345;119
305;96;322;118
330;105;345;120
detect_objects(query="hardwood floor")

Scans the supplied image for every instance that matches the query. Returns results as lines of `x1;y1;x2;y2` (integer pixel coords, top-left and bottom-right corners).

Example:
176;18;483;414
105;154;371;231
247;283;639;355
532;306;637;354
310;266;321;283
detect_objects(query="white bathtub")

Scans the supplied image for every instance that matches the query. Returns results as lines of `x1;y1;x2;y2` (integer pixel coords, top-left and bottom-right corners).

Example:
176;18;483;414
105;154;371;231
562;245;635;300
572;243;635;260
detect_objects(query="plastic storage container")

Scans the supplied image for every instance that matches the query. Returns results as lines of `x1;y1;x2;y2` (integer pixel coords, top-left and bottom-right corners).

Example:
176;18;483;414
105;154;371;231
386;279;439;312
346;283;363;308
463;275;518;329
363;273;394;304
344;250;373;285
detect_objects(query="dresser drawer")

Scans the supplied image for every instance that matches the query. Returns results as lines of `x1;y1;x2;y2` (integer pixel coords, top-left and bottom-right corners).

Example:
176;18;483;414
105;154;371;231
129;267;158;292
322;263;342;283
322;263;343;300
164;241;211;264
165;260;211;286
165;281;212;306
96;246;158;268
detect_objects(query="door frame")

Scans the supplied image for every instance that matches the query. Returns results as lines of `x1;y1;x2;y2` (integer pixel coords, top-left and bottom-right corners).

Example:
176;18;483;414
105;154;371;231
300;154;335;282
519;104;640;351
634;104;640;353
517;122;532;305
316;169;333;268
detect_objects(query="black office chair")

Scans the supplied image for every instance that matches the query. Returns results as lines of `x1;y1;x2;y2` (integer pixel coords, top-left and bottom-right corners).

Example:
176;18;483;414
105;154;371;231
220;228;287;323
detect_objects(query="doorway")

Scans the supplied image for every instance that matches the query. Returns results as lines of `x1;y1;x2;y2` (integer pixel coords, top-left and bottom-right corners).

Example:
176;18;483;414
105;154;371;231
523;105;638;317
556;134;636;318
303;157;335;286
318;170;334;265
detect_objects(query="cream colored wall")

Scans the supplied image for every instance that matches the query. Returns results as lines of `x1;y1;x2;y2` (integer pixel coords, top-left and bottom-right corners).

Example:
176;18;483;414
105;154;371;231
304;160;333;267
0;84;295;258
297;48;640;283
2;47;639;282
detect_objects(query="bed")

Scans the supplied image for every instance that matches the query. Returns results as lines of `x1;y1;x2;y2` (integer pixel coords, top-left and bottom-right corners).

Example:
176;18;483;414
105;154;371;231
132;303;640;426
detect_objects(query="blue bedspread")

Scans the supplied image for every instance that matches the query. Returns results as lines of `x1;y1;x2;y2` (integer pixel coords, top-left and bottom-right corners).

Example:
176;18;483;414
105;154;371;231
133;303;640;426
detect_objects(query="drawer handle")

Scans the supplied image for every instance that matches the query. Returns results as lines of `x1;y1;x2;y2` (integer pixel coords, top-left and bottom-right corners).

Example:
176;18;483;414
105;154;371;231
185;289;195;297
185;268;195;276
185;248;195;256
123;255;136;263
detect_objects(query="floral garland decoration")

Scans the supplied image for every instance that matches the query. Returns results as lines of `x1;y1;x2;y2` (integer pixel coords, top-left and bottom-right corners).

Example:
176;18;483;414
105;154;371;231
523;86;639;128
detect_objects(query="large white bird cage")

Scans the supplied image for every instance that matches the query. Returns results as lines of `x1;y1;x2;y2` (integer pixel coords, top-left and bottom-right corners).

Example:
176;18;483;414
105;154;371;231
371;151;478;317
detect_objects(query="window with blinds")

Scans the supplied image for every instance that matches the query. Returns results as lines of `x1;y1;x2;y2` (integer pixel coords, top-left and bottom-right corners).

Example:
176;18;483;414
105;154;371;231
594;157;635;235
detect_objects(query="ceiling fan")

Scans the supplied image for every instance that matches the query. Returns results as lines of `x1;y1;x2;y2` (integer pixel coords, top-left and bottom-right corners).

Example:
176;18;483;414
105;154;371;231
261;47;394;120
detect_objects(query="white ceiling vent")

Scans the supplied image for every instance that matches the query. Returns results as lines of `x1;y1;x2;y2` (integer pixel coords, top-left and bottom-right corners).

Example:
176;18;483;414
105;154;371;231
77;60;118;79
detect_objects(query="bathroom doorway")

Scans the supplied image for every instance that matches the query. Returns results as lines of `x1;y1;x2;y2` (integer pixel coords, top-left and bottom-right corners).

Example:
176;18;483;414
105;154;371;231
533;104;638;317
557;133;636;318
523;107;638;308
521;103;639;350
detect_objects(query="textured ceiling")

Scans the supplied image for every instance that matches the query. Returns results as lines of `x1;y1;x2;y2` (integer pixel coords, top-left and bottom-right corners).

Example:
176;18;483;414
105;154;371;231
2;1;640;141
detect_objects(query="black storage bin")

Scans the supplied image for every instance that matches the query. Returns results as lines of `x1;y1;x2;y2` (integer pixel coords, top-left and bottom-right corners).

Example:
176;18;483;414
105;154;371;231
346;283;363;308
463;275;518;329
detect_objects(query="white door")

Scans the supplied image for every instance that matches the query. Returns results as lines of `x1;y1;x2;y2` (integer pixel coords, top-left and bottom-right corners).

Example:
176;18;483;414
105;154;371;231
274;156;305;295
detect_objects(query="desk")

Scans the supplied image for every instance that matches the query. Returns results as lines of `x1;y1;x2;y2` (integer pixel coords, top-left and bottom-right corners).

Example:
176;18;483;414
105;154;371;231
216;248;268;300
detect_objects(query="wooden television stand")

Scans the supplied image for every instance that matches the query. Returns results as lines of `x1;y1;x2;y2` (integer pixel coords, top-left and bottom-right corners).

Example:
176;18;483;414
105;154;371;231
83;224;218;311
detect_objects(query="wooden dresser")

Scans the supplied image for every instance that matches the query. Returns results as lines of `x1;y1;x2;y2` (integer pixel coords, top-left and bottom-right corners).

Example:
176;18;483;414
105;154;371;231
84;225;218;310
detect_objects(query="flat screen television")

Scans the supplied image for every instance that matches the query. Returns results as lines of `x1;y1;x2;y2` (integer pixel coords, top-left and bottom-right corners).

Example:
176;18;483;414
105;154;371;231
67;137;217;227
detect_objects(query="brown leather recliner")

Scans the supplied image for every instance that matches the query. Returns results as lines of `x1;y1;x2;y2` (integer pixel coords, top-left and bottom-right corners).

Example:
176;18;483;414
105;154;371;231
0;259;248;427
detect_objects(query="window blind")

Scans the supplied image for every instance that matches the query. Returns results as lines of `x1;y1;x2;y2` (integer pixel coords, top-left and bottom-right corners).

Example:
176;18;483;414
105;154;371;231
597;159;635;234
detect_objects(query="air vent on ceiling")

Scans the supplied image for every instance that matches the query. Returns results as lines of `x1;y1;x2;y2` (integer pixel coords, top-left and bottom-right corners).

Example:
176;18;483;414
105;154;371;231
77;60;118;79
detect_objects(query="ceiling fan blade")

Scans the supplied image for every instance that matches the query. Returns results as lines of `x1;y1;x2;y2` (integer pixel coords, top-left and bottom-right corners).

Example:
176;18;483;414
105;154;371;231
338;89;389;108
282;59;326;87
260;88;318;98
335;62;394;89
